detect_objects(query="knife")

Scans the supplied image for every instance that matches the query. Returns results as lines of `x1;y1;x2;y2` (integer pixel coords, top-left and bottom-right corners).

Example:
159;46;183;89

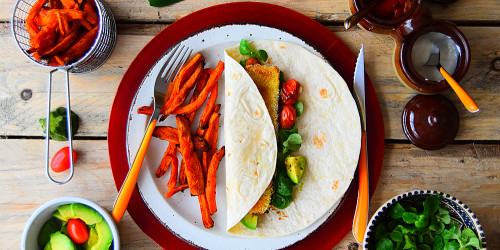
352;45;369;244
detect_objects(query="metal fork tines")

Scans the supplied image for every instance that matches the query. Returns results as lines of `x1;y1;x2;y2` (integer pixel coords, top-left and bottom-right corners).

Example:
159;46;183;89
150;45;193;120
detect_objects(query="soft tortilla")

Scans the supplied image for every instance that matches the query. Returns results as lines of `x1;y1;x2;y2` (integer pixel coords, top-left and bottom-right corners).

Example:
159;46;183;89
225;40;361;237
224;50;278;231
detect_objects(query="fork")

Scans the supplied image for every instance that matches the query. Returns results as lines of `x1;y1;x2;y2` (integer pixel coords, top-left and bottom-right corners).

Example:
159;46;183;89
112;45;192;223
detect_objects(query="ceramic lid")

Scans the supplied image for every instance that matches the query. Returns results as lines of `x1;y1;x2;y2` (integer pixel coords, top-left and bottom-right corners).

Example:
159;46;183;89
402;94;459;150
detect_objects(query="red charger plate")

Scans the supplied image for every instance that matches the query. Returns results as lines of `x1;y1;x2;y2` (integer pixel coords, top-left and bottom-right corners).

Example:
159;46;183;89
108;2;385;249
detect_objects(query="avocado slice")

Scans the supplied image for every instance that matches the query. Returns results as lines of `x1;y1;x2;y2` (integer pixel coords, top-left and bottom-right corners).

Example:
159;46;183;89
240;213;258;230
83;221;113;250
52;210;65;221
83;227;99;249
284;155;306;184
71;203;103;225
57;204;73;220
44;232;76;250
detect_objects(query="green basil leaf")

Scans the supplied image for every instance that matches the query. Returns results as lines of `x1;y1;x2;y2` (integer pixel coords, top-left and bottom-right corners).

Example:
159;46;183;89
39;107;79;141
283;133;302;155
276;175;294;196
415;214;429;228
433;235;444;250
464;237;481;249
376;238;393;250
423;196;439;215
404;234;417;249
390;202;406;219
443;241;460;250
257;49;268;62
239;39;252;55
374;223;388;240
461;228;478;243
402;212;419;224
271;193;293;209
390;229;404;243
240;59;248;68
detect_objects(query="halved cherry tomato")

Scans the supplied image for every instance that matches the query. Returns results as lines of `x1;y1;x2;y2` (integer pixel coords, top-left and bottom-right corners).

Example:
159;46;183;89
51;146;77;173
67;219;89;244
279;105;296;130
281;79;301;105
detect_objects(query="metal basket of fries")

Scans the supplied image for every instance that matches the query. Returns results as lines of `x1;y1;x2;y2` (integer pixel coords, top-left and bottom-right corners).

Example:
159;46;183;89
11;0;116;184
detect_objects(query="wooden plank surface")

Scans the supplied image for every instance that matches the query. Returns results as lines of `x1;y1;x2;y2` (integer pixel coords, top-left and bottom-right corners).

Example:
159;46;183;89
1;23;499;140
0;139;498;249
2;0;500;23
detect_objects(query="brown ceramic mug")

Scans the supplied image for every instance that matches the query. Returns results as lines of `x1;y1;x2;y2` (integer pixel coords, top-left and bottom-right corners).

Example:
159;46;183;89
393;21;470;94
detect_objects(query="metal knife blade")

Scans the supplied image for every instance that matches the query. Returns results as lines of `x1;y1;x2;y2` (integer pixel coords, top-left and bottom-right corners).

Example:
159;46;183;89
352;45;370;244
353;45;366;131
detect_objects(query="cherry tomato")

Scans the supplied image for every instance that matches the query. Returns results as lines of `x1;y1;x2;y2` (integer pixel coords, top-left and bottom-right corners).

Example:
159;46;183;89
67;219;89;244
279;105;296;130
245;57;259;66
51;146;77;173
281;79;301;105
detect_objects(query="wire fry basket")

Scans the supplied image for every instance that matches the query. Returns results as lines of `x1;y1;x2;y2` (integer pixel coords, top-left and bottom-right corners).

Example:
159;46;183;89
11;0;117;184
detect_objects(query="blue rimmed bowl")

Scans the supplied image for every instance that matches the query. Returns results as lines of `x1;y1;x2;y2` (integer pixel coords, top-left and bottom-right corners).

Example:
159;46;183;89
362;190;486;249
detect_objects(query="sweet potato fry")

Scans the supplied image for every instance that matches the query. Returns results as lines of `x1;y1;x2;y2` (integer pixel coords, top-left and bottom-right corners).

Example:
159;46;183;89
172;61;224;115
26;0;48;37
206;146;225;214
165;184;188;198
213;104;221;114
49;0;63;9
179;159;187;185
193;135;210;152
163;63;204;116
155;143;176;178
153;126;179;144
137;106;153;115
59;25;98;63
198;193;214;228
60;0;77;9
81;1;98;25
176;116;204;195
185;68;212;122
166;150;179;190
161;53;204;114
40;28;80;57
199;80;218;129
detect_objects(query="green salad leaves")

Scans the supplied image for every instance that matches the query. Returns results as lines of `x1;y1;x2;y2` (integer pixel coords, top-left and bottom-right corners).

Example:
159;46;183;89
40;107;80;141
373;196;481;250
239;39;269;67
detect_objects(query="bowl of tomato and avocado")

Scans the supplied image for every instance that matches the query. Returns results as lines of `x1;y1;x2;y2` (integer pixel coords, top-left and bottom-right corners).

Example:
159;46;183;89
22;197;119;250
363;190;486;250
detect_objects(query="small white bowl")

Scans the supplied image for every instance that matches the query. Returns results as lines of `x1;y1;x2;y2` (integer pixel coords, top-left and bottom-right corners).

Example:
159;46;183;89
22;197;120;250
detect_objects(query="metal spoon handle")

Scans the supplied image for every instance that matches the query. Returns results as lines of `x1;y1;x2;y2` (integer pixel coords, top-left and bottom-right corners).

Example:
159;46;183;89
344;0;377;30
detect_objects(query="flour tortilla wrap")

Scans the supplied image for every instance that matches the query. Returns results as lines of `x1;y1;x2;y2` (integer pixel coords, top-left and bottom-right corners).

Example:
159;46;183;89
224;50;278;231
224;40;361;237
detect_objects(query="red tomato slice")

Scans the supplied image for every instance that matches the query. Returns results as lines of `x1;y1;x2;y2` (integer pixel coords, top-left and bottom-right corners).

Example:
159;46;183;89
67;219;89;244
50;147;77;173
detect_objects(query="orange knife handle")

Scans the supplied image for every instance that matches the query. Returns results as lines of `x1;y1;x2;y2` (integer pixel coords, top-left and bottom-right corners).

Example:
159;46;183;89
112;119;157;223
353;131;369;243
440;67;479;113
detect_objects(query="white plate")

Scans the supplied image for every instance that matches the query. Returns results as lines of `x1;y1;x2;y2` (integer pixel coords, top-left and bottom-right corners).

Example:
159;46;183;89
126;24;344;249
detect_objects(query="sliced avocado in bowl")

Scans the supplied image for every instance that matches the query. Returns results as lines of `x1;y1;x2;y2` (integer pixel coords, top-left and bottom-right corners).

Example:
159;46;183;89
83;221;113;250
71;203;103;225
44;232;76;250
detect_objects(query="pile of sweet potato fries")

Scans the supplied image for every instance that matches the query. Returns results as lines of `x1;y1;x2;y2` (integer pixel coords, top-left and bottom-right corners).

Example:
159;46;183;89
25;0;99;66
138;53;225;228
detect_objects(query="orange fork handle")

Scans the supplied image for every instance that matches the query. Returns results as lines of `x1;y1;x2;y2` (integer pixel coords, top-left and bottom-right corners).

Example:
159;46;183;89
353;131;369;243
440;67;479;113
112;119;157;223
